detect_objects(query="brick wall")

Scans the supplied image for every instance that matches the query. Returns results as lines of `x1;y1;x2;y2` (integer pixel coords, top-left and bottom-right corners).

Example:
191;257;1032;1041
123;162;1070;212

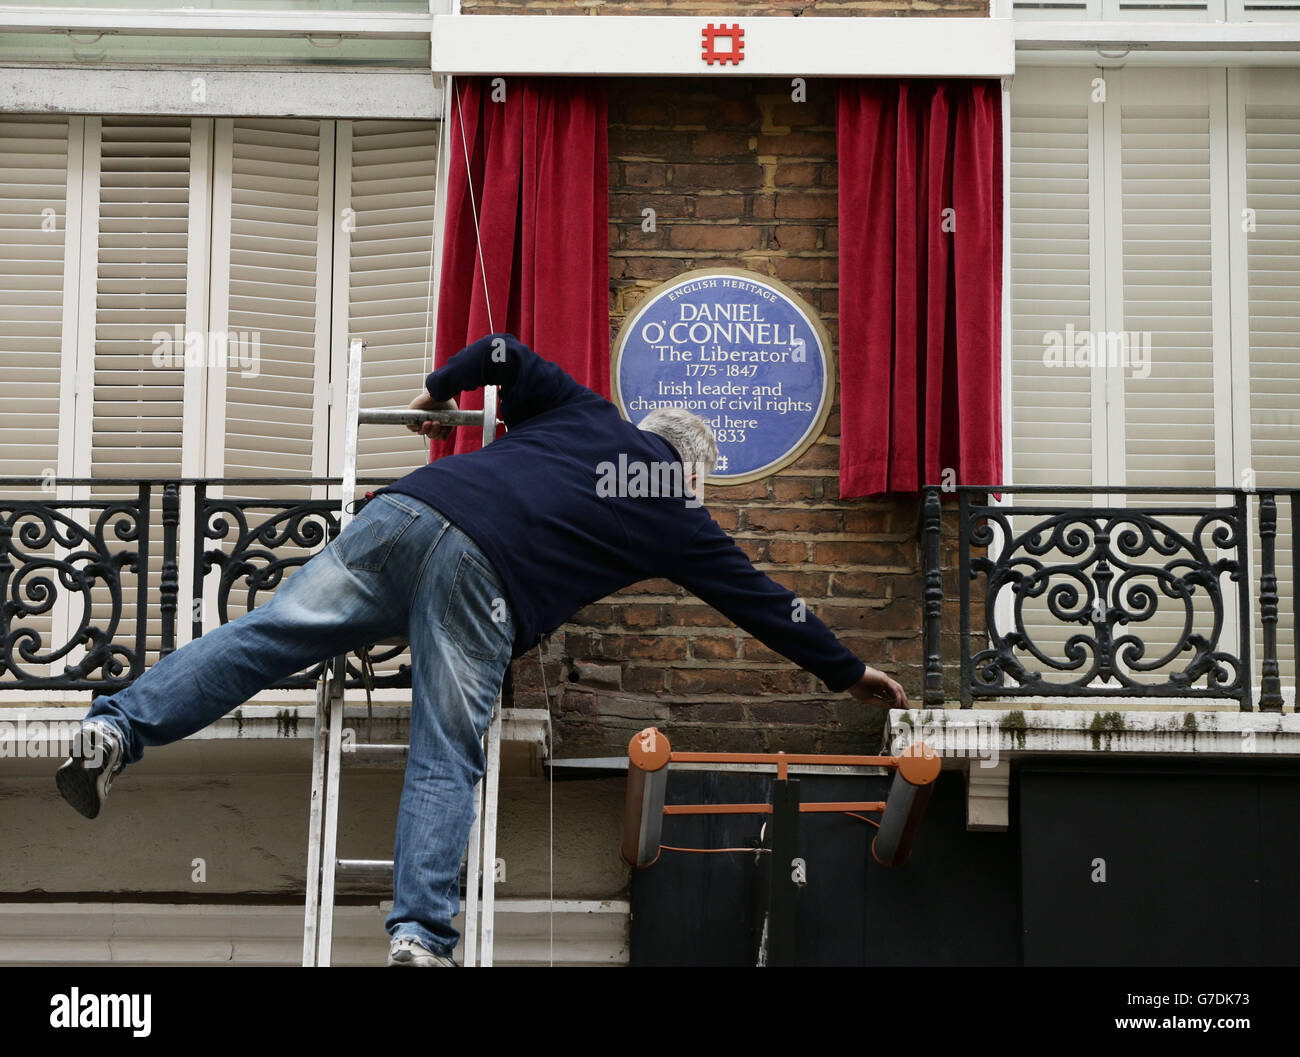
499;76;972;759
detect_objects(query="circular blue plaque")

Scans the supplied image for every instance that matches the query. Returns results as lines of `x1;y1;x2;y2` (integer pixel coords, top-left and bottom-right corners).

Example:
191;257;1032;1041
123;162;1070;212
611;269;833;485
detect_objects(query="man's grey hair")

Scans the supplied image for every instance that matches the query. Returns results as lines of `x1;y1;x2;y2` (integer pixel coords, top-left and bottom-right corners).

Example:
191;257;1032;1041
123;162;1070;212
638;407;719;483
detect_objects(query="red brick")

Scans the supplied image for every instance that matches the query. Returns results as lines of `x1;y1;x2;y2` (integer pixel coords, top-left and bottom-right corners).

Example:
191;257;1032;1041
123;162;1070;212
756;132;835;157
622;100;670;126
668;225;756;252
768;477;819;502
767;540;809;565
829;571;890;599
690;635;738;660
668;702;745;723
609;191;693;218
774;195;837;220
670;163;764;189
710;480;768;501
772;571;830;596
692;194;746;220
768;103;824;129
622;604;663;628
814;540;915;567
693;131;756;157
623;225;666;250
672;668;764;694
770;256;838;283
891;636;926;665
791;442;840;470
572;603;619;627
745;508;840;533
740;638;782;663
623;668;665;693
840;504;915;536
748;701;830;725
617;578;680;596
708;506;739;531
608;129;692;158
596;634;689;661
774;163;820;187
624;163;668;187
769;224;819;251
670;602;730;628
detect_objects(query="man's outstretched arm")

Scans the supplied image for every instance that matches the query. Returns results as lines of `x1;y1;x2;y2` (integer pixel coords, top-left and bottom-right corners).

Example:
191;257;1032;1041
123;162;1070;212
408;333;583;434
669;516;908;709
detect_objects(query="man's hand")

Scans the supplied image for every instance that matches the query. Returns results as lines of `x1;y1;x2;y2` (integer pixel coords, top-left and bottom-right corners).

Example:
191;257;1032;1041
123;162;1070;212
848;665;908;710
407;390;458;441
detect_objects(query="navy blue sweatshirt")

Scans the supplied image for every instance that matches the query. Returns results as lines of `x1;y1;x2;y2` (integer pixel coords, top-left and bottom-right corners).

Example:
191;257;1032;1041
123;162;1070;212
377;334;867;693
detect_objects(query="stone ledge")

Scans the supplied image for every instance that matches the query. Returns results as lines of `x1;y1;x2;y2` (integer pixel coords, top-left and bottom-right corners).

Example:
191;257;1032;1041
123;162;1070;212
0;706;552;777
885;707;1300;760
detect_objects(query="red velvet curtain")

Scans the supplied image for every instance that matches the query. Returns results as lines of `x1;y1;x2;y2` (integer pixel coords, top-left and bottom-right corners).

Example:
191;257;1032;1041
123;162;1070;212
836;80;1003;496
431;77;609;457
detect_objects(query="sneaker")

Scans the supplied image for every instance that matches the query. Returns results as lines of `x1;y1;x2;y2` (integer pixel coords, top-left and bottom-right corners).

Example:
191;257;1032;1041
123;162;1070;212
55;721;125;820
387;935;458;967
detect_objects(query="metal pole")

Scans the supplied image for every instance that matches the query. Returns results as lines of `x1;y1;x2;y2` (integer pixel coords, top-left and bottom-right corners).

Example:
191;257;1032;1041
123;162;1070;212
766;778;800;967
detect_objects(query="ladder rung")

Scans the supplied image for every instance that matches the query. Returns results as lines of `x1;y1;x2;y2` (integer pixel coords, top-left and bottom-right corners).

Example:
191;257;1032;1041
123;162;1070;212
345;744;408;768
336;859;393;883
357;409;491;427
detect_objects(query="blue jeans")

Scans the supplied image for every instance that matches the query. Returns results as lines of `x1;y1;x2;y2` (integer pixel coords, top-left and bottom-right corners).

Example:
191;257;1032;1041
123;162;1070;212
83;492;515;957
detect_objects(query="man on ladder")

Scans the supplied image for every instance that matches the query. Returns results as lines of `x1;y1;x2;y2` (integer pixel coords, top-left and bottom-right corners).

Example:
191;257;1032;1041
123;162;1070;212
54;332;908;967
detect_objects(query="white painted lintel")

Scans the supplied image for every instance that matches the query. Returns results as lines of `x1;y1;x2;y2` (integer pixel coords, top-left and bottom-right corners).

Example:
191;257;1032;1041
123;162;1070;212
430;15;1015;78
0;66;442;118
0;7;432;38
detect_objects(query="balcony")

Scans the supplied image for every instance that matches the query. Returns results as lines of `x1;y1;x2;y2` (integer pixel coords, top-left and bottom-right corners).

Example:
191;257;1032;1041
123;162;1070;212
4;477;1296;719
0;476;404;695
921;485;1297;713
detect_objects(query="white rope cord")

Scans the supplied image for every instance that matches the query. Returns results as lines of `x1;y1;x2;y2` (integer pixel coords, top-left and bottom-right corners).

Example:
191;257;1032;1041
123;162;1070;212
422;85;450;378
454;79;496;335
537;646;555;966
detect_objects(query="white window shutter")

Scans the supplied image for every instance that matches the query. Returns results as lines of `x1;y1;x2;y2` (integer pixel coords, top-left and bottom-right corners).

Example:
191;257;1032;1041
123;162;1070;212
86;117;197;481
208;118;333;484
1105;0;1224;20
338;118;442;482
1010;68;1099;489
1229;0;1300;20
0;115;76;482
1238;69;1300;694
1112;68;1230;492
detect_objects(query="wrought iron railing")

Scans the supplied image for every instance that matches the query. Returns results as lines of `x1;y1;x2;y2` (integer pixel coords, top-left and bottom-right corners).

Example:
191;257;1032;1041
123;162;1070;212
0;477;405;694
922;485;1300;712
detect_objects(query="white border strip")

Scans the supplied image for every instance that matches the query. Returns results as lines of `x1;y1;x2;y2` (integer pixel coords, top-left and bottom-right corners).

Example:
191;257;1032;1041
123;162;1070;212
430;15;1014;78
0;67;443;118
0;7;432;37
1017;21;1300;49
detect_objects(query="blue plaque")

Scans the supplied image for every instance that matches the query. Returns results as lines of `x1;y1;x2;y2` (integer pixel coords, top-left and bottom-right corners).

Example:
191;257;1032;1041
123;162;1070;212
612;269;833;484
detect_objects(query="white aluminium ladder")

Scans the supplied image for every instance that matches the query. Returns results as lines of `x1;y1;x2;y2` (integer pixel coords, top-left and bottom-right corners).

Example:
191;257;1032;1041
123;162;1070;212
302;338;503;967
